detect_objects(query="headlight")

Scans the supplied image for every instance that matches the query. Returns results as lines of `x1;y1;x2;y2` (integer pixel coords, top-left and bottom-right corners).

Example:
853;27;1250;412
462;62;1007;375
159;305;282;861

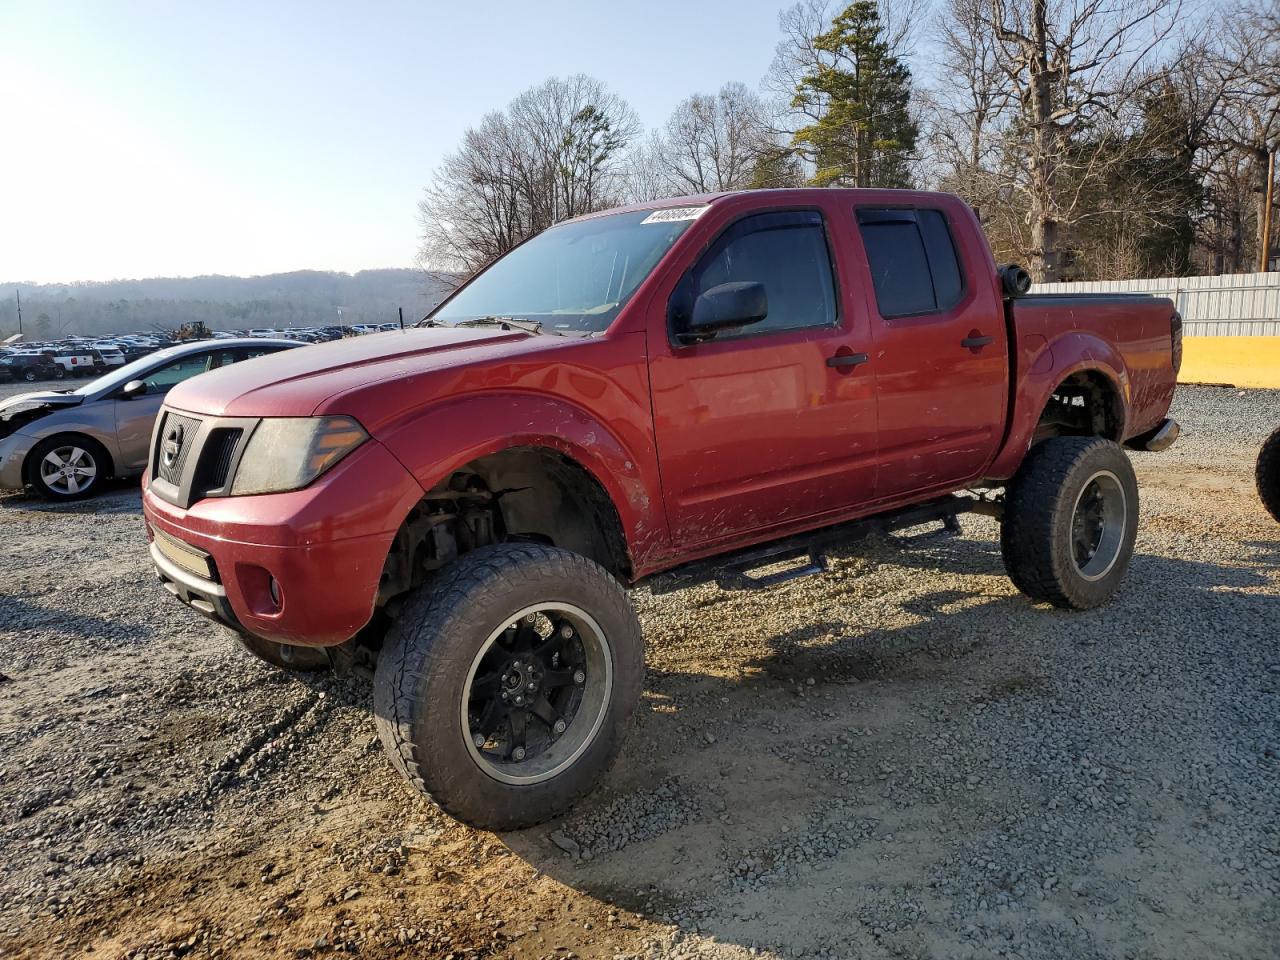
230;416;368;495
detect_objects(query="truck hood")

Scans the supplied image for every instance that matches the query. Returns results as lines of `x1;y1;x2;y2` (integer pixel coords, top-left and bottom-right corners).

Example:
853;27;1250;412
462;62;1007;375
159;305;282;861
164;326;554;426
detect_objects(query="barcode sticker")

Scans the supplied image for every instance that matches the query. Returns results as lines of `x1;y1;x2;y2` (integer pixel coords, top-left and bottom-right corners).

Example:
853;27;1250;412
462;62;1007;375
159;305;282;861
641;206;708;225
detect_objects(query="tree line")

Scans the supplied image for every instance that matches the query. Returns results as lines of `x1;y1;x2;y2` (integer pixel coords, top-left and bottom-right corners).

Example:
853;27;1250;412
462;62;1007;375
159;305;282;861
0;270;456;340
419;0;1280;283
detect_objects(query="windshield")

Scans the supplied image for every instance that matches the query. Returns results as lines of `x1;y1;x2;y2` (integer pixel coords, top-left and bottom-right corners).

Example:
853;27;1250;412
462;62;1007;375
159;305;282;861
430;207;702;334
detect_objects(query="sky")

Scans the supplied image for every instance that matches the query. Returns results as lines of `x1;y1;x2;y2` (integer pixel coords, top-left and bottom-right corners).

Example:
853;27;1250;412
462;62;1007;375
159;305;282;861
0;0;799;283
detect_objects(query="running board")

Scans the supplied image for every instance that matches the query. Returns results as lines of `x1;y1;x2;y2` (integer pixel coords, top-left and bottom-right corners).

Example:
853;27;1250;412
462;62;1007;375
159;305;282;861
645;495;981;595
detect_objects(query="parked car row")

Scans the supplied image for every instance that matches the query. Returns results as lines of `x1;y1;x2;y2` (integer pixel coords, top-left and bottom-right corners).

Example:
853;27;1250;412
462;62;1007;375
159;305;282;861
0;322;406;384
0;334;167;382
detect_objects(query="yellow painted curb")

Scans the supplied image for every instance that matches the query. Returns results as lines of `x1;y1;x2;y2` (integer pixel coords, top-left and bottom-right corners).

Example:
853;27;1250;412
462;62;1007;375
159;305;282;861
1179;337;1280;389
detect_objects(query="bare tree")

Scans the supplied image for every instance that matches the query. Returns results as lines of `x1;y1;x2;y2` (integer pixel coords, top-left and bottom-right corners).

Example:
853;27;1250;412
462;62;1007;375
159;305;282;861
658;83;772;193
983;0;1181;281
1213;3;1280;266
925;0;1014;197
419;76;639;273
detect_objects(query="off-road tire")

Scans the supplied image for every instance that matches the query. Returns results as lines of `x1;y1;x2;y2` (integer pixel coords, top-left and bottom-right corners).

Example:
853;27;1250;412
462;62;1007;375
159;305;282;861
26;435;110;501
233;631;330;671
1257;427;1280;523
1001;436;1139;610
374;543;644;831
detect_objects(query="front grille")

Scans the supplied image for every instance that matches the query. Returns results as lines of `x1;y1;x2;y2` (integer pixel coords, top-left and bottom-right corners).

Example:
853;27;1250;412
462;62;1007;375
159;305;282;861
196;427;244;491
156;412;203;485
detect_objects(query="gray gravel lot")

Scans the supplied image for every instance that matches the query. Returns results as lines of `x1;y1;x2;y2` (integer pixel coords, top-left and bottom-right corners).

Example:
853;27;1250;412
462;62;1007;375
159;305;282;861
0;385;1277;960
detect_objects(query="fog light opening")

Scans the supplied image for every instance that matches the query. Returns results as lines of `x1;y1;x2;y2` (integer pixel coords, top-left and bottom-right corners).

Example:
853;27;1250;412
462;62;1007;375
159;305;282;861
268;576;283;609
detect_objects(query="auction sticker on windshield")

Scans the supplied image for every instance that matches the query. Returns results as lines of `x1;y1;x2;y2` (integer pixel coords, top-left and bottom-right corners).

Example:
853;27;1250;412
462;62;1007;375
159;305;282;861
641;206;707;225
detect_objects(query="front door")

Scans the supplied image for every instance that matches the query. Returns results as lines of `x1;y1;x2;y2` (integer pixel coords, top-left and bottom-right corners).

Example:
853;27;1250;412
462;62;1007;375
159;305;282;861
648;208;878;548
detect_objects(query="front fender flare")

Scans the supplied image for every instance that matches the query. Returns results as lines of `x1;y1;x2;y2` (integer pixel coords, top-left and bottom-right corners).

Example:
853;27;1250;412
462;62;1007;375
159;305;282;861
377;392;667;572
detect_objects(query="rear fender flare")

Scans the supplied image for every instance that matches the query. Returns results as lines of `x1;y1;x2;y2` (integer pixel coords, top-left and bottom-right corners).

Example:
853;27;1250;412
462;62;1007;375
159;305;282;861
988;332;1130;479
378;392;666;571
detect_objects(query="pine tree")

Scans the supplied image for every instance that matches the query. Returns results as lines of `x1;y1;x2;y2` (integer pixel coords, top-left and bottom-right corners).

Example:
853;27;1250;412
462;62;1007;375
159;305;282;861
790;1;917;188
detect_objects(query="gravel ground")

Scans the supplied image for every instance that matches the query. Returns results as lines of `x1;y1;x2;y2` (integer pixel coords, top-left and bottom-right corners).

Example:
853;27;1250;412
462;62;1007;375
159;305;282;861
1;384;1277;960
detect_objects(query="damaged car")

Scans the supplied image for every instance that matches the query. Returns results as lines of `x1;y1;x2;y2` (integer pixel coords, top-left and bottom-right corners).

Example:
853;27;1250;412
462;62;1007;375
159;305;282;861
0;338;299;501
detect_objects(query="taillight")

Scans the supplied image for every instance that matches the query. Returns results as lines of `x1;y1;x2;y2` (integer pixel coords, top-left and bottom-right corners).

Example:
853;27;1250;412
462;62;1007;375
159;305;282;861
1170;311;1183;377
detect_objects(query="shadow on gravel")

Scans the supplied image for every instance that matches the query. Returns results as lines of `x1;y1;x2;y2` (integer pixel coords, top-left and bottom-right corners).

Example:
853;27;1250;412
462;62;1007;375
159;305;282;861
0;594;154;645
0;481;141;514
498;535;1280;958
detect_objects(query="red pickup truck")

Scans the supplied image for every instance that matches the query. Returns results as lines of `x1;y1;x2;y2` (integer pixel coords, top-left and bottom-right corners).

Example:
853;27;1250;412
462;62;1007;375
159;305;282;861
142;189;1180;829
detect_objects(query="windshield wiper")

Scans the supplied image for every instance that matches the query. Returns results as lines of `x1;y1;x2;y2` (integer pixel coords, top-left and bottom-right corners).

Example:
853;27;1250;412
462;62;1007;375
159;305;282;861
451;316;546;335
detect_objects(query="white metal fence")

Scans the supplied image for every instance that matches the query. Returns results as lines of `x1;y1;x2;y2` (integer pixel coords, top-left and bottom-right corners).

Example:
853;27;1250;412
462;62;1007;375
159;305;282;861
1033;272;1280;336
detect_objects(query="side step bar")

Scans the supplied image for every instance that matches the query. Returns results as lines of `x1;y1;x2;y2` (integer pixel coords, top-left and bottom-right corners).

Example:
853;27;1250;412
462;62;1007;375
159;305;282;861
645;494;996;595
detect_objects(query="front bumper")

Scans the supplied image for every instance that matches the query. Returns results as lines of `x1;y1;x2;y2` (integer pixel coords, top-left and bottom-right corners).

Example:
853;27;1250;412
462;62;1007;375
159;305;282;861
142;438;424;647
0;432;37;490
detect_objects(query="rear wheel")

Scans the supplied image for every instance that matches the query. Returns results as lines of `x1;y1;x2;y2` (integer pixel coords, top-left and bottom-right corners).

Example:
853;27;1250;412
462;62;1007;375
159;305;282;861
22;368;36;382
374;543;643;830
1001;437;1139;609
1257;427;1280;523
27;435;109;501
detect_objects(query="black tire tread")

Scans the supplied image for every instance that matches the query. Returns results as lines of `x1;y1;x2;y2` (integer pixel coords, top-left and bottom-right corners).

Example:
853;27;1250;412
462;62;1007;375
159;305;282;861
1257;427;1280;524
373;543;642;831
1001;436;1137;609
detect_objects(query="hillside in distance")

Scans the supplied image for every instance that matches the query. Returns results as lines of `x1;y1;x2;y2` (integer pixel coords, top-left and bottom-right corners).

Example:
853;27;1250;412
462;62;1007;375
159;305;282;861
0;269;459;338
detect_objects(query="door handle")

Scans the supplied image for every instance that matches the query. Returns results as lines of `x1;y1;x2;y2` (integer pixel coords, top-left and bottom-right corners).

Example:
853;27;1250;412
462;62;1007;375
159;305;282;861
826;352;869;369
961;335;995;349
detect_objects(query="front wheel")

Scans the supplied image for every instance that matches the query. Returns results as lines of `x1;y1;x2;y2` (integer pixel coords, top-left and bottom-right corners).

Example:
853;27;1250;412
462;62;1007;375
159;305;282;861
1001;436;1139;610
1257;427;1280;524
374;543;644;831
27;435;108;501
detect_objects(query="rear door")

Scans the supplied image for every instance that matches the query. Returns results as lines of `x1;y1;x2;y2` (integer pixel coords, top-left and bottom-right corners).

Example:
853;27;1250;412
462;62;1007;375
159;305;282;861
853;205;1007;499
648;206;878;548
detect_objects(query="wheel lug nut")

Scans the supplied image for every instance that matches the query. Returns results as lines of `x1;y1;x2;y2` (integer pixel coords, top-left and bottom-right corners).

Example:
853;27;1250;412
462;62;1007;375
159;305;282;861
512;746;526;761
573;670;585;684
501;692;508;701
527;682;537;692
514;695;523;705
553;719;567;734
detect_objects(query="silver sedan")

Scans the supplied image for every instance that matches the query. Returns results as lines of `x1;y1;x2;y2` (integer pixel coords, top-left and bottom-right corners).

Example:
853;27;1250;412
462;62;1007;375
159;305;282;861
0;338;299;500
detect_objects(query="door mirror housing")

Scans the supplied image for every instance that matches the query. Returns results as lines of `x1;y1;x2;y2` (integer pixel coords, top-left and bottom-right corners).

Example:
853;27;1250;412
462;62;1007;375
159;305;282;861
674;281;768;344
119;379;147;399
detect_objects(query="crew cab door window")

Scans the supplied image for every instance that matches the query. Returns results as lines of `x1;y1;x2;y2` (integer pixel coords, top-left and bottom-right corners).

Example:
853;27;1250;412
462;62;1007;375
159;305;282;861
856;208;964;318
680;211;838;340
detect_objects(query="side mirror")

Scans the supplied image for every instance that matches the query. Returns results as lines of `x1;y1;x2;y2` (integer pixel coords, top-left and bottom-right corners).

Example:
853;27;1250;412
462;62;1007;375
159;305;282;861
675;281;769;344
120;379;147;399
